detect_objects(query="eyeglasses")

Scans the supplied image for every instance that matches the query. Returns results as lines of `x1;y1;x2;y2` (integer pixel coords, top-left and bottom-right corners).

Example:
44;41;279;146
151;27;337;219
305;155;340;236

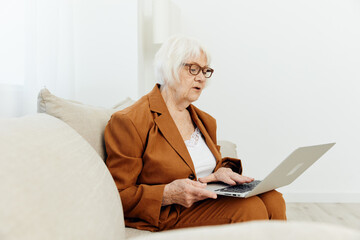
184;63;214;78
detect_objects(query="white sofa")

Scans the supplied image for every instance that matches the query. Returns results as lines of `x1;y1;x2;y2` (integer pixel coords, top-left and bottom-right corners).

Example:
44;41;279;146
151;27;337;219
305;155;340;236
0;89;359;240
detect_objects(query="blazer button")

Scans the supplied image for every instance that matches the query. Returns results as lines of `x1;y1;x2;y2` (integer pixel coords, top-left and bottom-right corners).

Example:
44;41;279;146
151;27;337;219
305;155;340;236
188;174;195;180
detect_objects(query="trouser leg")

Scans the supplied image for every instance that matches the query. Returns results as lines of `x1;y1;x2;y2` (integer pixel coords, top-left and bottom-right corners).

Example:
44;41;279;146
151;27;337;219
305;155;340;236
161;195;269;230
160;190;286;230
258;190;287;220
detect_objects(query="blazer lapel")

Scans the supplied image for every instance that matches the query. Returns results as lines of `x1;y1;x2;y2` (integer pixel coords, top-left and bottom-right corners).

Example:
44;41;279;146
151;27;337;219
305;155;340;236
148;85;196;174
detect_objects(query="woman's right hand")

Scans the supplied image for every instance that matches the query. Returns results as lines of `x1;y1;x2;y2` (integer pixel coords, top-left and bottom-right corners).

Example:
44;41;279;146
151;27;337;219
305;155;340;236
162;179;217;208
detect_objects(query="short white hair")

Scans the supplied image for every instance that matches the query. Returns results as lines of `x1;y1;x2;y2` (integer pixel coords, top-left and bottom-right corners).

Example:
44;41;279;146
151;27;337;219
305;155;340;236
154;35;211;87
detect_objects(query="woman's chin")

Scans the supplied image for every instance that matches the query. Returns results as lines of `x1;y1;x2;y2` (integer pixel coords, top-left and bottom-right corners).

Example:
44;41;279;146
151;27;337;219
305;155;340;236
188;94;201;103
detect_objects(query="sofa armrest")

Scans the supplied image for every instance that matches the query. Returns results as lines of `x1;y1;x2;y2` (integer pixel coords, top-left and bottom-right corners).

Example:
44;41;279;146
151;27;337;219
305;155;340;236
218;140;238;158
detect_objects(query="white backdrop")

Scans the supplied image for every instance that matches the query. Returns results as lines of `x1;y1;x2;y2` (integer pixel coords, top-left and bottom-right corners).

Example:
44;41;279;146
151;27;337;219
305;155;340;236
2;0;359;202
160;0;360;202
73;0;138;107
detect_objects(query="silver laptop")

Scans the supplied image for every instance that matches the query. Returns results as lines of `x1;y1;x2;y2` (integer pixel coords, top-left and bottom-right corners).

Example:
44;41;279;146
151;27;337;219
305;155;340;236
206;143;335;198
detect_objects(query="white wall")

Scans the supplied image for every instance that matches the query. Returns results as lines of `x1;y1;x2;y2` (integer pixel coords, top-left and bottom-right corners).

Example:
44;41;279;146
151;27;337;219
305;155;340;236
73;0;138;107
138;0;181;96
164;0;360;202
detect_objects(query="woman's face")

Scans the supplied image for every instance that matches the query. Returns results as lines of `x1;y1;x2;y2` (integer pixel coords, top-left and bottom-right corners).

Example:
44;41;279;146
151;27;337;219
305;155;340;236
173;53;208;104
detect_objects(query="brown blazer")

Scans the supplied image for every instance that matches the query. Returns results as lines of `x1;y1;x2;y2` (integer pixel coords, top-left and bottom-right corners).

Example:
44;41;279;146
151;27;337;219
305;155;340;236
104;84;242;231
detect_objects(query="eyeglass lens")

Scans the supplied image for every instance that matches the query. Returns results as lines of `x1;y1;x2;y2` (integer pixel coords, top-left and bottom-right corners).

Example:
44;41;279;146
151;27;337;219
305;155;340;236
188;64;213;78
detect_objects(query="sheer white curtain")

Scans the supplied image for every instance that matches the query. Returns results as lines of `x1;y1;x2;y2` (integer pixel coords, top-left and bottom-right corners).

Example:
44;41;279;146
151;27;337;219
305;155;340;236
1;0;139;117
0;0;75;117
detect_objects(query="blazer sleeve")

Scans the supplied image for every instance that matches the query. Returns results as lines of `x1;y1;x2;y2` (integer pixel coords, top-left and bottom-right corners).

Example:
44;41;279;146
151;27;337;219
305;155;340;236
221;156;243;174
214;144;243;174
104;113;165;227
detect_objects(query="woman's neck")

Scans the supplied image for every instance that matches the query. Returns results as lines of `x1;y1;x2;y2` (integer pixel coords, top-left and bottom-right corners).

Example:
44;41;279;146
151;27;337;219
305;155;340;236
160;84;190;113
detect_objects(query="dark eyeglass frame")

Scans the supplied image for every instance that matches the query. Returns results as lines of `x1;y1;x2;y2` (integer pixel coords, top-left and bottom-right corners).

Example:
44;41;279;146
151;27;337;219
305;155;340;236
184;63;214;78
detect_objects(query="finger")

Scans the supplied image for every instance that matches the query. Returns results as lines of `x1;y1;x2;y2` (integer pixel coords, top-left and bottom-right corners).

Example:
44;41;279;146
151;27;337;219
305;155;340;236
225;172;251;184
214;171;238;185
185;181;217;199
198;174;217;183
188;179;207;188
220;176;237;186
241;175;255;182
193;187;217;199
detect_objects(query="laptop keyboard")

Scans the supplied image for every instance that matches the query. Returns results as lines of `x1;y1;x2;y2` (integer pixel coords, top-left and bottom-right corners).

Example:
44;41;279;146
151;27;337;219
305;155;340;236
217;180;262;193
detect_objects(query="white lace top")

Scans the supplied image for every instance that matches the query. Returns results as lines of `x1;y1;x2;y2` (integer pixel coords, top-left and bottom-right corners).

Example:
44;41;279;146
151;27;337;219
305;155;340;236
185;127;216;178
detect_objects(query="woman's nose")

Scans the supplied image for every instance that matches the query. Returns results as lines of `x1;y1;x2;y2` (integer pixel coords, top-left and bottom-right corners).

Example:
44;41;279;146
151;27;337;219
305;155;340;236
195;71;206;82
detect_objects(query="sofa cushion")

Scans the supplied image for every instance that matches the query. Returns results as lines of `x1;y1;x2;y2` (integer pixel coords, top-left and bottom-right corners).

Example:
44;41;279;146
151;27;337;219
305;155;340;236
37;88;134;160
0;114;125;240
130;220;360;240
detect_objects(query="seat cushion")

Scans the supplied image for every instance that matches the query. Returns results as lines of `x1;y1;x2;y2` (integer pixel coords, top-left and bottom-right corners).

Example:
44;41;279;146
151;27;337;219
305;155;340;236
129;220;360;240
125;227;153;239
0;114;125;240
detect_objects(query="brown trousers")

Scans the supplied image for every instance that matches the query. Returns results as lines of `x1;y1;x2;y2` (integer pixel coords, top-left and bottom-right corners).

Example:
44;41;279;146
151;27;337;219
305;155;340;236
160;190;287;230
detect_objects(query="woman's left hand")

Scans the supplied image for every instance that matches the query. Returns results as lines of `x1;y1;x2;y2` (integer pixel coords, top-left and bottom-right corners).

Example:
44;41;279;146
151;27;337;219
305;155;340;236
198;167;254;185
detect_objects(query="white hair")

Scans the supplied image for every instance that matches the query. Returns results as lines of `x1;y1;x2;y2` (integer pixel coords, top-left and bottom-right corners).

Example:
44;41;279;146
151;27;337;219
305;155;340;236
154;35;211;87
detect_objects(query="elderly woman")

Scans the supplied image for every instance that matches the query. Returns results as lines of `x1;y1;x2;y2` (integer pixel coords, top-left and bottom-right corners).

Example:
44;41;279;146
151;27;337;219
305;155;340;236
104;36;286;232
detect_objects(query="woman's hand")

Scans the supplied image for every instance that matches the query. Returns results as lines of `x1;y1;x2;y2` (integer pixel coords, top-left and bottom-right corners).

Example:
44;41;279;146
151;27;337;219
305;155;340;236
162;179;217;208
198;167;254;186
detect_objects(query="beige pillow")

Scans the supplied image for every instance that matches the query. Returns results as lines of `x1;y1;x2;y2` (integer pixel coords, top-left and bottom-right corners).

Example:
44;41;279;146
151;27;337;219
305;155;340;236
37;88;134;160
0;114;125;240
